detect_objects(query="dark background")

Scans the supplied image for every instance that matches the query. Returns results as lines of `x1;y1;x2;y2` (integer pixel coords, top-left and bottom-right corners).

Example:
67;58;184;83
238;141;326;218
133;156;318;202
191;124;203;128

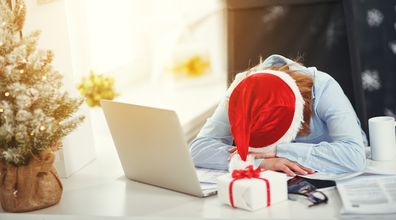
226;0;396;134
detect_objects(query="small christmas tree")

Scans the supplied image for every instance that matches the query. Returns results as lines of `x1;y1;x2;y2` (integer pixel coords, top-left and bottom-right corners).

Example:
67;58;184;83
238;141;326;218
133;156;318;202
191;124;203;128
0;0;84;166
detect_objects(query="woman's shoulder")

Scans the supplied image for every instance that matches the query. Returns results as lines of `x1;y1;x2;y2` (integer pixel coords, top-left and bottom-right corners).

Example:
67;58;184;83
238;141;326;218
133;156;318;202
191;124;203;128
310;68;348;110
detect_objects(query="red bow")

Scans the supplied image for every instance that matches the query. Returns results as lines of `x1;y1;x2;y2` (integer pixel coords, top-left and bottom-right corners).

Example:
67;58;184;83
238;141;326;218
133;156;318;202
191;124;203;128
229;165;271;208
232;165;262;179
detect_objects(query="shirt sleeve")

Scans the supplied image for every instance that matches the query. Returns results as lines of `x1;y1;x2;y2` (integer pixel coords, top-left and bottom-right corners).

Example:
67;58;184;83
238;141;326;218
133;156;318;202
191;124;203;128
276;78;367;173
189;97;233;170
189;95;263;171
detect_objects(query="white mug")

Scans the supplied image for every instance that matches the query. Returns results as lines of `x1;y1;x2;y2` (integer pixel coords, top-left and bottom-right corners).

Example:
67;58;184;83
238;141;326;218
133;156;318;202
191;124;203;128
368;116;396;161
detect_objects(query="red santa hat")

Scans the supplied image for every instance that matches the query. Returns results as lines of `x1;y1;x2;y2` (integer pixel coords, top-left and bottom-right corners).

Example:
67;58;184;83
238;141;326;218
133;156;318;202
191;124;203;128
228;69;305;162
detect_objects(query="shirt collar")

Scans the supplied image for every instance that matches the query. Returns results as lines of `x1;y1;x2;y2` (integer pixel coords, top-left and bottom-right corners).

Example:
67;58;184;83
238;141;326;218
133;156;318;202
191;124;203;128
259;54;316;100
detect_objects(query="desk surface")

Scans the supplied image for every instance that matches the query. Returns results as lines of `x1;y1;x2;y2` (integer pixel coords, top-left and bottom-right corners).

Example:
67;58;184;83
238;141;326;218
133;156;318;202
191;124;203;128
0;110;342;220
0;82;394;219
0;137;343;220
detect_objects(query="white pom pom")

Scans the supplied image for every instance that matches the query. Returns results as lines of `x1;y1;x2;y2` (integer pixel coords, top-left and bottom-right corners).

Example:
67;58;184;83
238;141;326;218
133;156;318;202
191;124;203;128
228;154;255;173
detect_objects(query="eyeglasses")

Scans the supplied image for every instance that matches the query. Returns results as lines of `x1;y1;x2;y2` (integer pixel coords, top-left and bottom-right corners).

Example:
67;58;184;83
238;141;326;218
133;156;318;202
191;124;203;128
304;190;328;207
287;176;329;207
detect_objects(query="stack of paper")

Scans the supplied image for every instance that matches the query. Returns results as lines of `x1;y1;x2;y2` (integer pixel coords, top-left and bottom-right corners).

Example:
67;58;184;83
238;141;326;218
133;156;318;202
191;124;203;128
299;158;396;217
336;175;396;216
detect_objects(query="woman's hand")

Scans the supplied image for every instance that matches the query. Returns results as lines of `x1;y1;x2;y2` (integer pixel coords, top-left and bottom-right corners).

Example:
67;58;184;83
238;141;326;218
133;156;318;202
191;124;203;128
227;146;315;176
227;146;238;161
259;157;315;177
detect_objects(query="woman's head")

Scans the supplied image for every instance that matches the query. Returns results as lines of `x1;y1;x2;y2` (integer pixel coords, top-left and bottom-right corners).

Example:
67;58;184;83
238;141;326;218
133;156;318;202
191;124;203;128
229;63;313;136
266;65;313;136
227;63;313;161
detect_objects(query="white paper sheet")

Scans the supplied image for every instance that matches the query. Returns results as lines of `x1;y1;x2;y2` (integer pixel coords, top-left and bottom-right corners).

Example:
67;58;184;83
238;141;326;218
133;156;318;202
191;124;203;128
299;158;396;181
336;175;396;214
199;182;217;190
300;172;363;181
196;168;227;184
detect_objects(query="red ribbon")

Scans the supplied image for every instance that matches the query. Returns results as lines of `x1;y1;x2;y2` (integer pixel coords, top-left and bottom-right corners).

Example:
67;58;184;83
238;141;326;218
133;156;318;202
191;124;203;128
228;165;271;208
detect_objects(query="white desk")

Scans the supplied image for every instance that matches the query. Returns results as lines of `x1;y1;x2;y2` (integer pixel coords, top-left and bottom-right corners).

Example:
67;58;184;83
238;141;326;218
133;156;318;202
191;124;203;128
0;81;394;219
0;130;344;220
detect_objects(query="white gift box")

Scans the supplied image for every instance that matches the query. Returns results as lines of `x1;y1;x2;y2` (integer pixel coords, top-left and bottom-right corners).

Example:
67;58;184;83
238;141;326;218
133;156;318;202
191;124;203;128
217;169;288;211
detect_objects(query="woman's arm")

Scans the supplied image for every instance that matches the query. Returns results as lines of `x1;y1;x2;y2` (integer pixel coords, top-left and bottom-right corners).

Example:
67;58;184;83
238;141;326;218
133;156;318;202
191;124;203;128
189;97;234;170
276;78;367;173
190;95;312;174
189;72;249;170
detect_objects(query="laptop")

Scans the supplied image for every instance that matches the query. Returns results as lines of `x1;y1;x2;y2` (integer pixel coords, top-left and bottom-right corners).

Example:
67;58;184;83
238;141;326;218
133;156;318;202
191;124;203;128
101;100;225;197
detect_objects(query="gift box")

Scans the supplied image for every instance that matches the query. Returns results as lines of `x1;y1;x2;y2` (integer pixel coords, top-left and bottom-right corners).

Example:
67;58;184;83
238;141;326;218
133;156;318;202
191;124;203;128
218;165;288;211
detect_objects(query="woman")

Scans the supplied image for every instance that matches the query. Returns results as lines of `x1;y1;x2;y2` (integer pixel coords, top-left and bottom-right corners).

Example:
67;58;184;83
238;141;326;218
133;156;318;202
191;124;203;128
189;54;367;176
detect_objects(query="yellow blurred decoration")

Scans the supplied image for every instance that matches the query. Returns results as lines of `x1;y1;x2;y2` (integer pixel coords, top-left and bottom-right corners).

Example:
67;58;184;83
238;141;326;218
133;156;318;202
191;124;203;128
77;70;118;107
171;55;210;77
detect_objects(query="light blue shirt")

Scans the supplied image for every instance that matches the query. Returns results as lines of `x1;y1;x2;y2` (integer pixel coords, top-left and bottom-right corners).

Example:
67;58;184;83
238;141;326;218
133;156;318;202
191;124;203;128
189;54;367;173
